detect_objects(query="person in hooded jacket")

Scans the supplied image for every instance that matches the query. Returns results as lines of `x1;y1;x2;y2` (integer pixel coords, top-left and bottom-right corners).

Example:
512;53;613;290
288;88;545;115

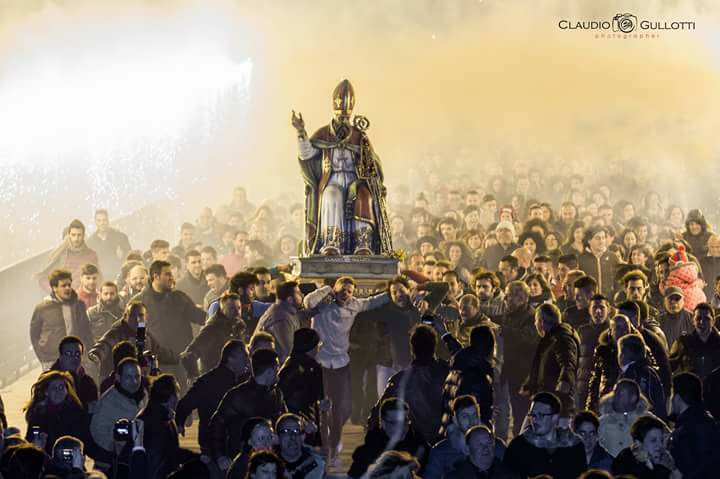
682;209;712;258
598;379;656;457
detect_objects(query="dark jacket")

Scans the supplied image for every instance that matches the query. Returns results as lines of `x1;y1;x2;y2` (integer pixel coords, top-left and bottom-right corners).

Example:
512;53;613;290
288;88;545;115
90;319;177;378
174;272;209;306
620;358;667;418
669;328;720;379
137;402;194;479
444;458;515;479
175;364;245;452
589;444;614;472
586;330;620;411
562;304;590;330
369;357;449;445
441;347;494;434
86;299;124;343
25;400;92;457
659;310;694;350
181;311;242;377
30;291;93;363
683;230;712;258
524;322;580;415
669;405;720;479
347;425;429;479
208;378;286;459
704;365;720;420
612;446;673;479
131;286;206;355
49;361;98;411
503;428;586;479
500;305;537;389
86;227;131;278
700;255;720;299
278;352;324;440
576;321;608;410
374;302;422;369
639;326;673;398
578;250;620;298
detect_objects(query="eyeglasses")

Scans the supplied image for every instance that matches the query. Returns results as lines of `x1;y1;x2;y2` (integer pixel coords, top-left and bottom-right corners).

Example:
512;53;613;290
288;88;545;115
526;412;555;420
279;428;303;436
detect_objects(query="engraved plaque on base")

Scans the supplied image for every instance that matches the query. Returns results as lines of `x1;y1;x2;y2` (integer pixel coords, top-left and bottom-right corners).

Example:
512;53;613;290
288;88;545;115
291;255;400;296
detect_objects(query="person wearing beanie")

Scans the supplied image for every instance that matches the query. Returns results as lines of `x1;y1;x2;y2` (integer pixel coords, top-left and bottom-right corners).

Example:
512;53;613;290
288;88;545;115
480;221;519;271
277;328;330;447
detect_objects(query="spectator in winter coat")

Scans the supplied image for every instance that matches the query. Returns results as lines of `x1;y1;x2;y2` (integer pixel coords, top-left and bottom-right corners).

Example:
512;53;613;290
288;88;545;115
131;260;206;388
699;234;720;300
522;303;580;417
275;413;326;479
658;287;694;349
36;219;99;291
598;379;655;457
573;410;613;472
669;302;720;380
86;209;131;279
30;269;93;369
578;226;620;298
618;335;667;418
611;415;680;479
348;398;429;479
682;209;712;258
668;372;720;479
90;358;147;470
88;301;177;380
208;349;286;473
24;370;93;458
277;329;327;447
174;250;209;306
175;339;250;454
368;325;449;445
87;281;124;342
504;392;587;479
181;293;245;378
425;395;506;479
576;294;611;410
76;263;99;309
443;426;515;479
50;336;98;412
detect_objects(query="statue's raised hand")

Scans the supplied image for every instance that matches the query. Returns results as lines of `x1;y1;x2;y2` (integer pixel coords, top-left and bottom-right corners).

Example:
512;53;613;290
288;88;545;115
291;110;306;136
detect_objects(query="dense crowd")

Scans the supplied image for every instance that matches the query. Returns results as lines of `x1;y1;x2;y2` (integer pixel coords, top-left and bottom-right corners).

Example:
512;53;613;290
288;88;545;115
7;158;720;479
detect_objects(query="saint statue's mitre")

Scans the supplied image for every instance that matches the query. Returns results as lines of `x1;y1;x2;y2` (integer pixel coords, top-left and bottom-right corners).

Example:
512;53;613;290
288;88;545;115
332;79;355;116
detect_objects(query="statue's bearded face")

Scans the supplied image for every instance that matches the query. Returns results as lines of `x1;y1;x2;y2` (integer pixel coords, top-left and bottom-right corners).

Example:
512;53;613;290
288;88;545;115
334;110;351;124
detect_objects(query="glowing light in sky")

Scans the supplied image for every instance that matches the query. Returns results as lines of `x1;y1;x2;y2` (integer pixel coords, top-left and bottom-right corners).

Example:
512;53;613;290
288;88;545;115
0;5;253;265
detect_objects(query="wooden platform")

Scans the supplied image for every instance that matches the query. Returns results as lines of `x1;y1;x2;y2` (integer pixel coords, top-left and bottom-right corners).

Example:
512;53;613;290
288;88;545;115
2;369;364;476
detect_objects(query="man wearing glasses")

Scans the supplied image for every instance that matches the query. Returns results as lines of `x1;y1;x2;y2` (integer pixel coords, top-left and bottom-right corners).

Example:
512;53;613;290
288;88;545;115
275;413;325;478
50;335;98;411
503;392;587;479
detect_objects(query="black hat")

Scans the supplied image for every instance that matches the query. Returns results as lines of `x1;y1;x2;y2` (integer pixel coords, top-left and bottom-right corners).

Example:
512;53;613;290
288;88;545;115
292;328;320;355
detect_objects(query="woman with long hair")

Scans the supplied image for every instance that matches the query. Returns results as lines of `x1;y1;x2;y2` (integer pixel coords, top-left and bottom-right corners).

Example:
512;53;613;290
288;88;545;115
444;240;475;284
619;229;639;260
525;273;555;309
561;221;586;256
24;370;92;456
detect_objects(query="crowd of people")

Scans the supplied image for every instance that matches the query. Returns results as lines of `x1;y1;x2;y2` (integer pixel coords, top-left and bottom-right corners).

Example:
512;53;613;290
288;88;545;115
6;159;720;479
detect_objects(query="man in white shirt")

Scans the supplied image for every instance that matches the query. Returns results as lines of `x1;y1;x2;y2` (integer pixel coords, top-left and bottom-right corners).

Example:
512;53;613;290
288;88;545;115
303;276;389;465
